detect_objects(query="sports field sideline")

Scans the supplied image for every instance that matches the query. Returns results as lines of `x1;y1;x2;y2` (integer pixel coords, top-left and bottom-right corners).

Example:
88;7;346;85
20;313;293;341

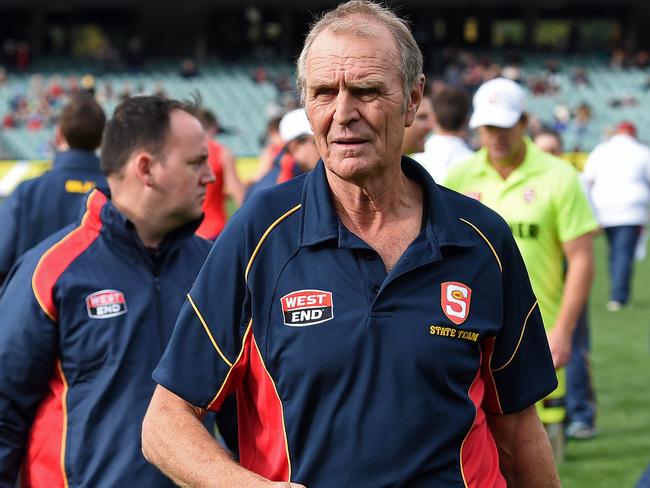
558;235;650;487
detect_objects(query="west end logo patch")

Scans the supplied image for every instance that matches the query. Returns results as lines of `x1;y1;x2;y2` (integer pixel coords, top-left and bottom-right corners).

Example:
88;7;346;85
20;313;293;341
281;289;333;327
441;282;472;325
86;289;128;319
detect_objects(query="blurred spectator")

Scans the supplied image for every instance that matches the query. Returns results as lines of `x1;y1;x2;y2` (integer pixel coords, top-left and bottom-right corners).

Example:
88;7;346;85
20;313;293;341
153;81;167;98
0;93;107;284
245;108;319;201
252;66;269;84
571;67;589;87
402;88;434;154
534;128;598;440
552;104;571;133
610;48;625;69
582;121;650;311
16;41;30;72
414;85;472;183
80;73;96;94
637;49;650;69
180;58;199;78
501;63;522;83
445;78;598;460
567;103;593;151
252;114;289;183
194;108;246;240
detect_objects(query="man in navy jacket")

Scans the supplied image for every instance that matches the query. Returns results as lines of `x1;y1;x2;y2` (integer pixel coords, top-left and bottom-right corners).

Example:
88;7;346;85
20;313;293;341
0;92;106;285
0;96;218;487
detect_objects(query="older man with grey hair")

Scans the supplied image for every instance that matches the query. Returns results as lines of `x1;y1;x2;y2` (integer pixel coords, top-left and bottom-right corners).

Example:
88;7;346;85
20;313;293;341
141;2;560;487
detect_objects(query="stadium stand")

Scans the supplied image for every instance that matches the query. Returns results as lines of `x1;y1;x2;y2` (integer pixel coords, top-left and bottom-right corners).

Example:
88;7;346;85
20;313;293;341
3;53;650;163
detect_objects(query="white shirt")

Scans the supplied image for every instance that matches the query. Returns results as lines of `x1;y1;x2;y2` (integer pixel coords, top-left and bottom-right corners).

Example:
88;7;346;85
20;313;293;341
583;134;650;227
413;134;474;184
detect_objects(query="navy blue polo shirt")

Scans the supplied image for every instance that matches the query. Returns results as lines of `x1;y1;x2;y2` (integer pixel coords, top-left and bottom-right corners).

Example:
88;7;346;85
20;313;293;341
154;157;557;487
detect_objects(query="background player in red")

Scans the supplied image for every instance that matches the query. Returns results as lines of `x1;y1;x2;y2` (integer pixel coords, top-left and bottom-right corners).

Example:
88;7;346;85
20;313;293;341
195;109;246;240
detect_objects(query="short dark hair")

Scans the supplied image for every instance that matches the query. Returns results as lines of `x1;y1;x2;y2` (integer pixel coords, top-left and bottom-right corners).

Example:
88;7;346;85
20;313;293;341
100;96;196;176
195;109;218;131
59;93;106;151
432;87;470;132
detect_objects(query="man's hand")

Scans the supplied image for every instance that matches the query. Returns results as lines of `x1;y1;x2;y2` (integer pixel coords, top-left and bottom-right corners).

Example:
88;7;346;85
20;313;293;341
547;324;572;368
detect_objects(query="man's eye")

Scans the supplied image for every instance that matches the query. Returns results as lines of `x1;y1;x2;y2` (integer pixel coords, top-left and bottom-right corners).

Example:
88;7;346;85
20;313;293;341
355;88;379;99
314;88;336;98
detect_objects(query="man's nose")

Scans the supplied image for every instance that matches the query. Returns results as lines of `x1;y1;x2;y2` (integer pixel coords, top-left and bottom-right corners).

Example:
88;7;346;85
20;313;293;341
332;90;360;126
202;163;216;184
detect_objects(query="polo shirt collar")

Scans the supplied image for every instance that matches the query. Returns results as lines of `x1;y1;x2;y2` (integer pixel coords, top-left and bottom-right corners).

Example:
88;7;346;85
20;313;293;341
474;137;546;183
298;157;475;252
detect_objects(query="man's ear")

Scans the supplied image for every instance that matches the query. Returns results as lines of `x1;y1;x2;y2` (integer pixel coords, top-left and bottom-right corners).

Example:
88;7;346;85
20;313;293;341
133;152;156;187
54;125;69;151
405;74;425;128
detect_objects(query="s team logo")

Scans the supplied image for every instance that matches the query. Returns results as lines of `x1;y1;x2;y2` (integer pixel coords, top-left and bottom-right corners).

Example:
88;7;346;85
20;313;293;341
441;282;472;325
86;289;128;319
281;289;333;327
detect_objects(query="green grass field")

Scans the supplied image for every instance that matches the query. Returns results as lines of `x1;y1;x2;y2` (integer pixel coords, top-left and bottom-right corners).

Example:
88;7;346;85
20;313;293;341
558;235;650;487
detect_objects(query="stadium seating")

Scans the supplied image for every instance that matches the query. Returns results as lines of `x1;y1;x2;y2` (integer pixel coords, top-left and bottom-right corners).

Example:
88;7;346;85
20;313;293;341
2;54;650;159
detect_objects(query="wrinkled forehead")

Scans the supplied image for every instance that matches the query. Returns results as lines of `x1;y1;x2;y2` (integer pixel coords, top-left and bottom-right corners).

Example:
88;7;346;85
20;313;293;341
305;27;400;82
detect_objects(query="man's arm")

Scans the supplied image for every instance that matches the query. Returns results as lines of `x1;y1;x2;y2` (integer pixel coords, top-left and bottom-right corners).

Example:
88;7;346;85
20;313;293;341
547;232;594;368
0;258;57;484
142;385;305;488
221;147;247;207
487;406;560;488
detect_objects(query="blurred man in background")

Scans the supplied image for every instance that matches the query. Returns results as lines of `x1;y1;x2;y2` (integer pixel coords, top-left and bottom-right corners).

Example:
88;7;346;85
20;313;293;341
414;86;472;183
401;86;434;155
194;108;246;240
0;96;231;487
534;128;598;440
583;121;650;311
244;107;320;201
0;92;106;284
445;78;598;459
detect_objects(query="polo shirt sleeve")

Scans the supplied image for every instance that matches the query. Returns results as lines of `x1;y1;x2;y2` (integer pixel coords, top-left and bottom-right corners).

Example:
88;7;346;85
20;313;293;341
483;230;558;415
554;169;598;242
153;220;252;411
0;189;20;278
0;255;58;484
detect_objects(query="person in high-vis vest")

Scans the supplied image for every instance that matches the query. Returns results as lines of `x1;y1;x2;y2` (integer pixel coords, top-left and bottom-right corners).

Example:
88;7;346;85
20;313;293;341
445;78;598;460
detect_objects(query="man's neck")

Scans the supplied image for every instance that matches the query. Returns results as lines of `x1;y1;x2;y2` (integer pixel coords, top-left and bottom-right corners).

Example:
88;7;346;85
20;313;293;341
326;162;423;273
111;192;168;249
488;140;527;180
327;165;415;230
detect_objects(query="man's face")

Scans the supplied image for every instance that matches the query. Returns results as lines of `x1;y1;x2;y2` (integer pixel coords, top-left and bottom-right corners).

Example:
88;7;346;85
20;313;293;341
402;95;434;154
152;109;214;226
288;135;320;171
304;27;421;183
477;119;527;163
534;133;563;157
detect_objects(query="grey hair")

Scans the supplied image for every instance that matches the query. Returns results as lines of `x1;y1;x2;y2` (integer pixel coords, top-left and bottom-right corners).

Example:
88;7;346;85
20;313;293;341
296;0;424;112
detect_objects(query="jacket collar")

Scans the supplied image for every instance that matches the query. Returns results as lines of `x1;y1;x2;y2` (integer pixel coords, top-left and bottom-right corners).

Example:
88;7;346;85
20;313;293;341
53;149;101;171
83;187;202;255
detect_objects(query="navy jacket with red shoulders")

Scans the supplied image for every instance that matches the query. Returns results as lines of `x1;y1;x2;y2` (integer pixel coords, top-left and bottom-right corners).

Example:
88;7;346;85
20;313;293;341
0;188;214;487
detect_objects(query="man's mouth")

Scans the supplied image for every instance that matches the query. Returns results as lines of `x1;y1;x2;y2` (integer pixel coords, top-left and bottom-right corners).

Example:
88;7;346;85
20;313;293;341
332;137;367;147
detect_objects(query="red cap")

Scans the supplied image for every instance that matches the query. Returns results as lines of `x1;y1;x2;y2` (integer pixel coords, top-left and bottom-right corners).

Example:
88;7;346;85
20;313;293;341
616;121;637;137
